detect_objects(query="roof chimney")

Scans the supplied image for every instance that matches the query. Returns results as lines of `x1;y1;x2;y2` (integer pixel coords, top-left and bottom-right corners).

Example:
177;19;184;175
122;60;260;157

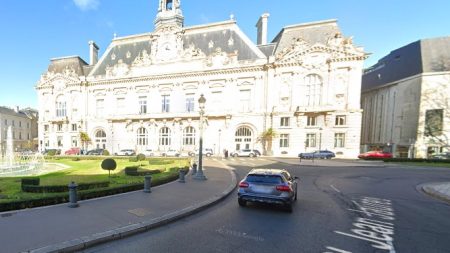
89;41;99;65
256;13;270;45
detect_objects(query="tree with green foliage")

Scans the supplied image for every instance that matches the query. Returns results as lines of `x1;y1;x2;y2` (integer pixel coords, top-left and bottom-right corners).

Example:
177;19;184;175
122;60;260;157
80;132;91;153
259;128;277;155
101;158;117;178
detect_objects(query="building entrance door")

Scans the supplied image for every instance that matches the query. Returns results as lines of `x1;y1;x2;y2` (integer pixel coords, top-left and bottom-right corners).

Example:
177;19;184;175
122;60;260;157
235;126;253;150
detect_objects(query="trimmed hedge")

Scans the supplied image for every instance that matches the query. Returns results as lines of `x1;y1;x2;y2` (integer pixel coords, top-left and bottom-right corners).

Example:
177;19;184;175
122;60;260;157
383;158;450;163
124;166;162;176
21;178;40;188
148;159;174;165
0;170;180;212
136;153;146;161
22;181;110;193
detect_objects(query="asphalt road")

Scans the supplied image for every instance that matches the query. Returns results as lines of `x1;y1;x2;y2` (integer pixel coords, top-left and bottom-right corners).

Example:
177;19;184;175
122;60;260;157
82;158;450;253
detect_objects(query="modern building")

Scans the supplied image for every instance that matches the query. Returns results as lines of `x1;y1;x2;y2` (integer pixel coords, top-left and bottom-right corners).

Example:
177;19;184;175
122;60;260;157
0;106;38;155
361;37;450;158
36;0;366;157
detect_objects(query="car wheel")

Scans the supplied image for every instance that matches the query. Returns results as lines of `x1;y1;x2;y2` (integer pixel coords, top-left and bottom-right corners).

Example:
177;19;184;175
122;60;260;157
249;153;254;158
233;154;238;157
238;198;246;207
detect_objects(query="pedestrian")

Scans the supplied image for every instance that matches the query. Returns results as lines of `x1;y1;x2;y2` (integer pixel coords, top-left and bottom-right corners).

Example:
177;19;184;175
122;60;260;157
225;149;229;158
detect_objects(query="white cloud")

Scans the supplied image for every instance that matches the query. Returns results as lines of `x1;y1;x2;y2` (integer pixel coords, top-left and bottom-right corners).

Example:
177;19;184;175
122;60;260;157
73;0;100;11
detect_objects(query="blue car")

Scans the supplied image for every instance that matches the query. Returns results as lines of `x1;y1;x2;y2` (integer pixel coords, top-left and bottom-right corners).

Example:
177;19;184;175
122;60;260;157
298;150;335;159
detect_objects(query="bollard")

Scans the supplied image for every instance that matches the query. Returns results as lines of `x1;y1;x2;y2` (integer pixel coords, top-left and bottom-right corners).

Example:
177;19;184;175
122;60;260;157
191;163;197;177
68;181;79;208
144;175;152;193
178;169;186;183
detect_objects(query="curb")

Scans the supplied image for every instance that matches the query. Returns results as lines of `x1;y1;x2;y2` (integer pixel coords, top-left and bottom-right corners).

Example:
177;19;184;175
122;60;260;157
421;182;450;204
24;167;238;253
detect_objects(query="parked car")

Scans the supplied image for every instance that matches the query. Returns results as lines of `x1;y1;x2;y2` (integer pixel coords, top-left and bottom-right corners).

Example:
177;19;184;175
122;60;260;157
115;149;136;156
358;151;393;159
142;149;156;157
162;149;180;157
188;148;213;157
298;150;335;159
431;152;450;160
252;149;262;156
86;149;105;155
238;168;299;212
64;147;81;155
230;149;258;157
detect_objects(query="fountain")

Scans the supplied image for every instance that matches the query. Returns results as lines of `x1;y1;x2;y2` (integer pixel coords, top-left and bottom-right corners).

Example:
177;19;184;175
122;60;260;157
0;126;46;177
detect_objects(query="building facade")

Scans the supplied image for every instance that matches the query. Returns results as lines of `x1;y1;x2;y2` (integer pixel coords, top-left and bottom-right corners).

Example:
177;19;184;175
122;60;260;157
0;107;38;155
36;0;366;158
361;37;450;158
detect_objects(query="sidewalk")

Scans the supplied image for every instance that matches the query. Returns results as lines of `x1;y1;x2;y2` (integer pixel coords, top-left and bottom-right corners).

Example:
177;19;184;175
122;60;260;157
0;160;236;253
422;182;450;204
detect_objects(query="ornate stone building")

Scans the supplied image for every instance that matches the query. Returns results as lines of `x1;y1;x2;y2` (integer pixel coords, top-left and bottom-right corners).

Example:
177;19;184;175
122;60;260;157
0;106;38;155
36;0;366;157
361;37;450;158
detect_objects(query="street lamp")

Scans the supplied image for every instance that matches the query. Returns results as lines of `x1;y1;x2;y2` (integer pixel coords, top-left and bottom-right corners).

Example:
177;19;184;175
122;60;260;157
194;94;207;180
319;127;323;150
218;129;221;156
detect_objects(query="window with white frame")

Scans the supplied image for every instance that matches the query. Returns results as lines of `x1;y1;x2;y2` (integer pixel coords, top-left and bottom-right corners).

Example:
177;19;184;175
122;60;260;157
162;95;170;113
95;130;107;149
57;124;63;132
56;96;67;117
71;136;78;147
239;89;251;112
304;74;323;106
185;94;195;112
159;127;171;146
57;136;63;147
137;127;148;146
279;134;289;148
307;116;317;126
280;117;290;127
44;125;49;132
139;96;147;114
335;115;346;126
211;91;222;111
334;133;345;148
96;99;104;116
183;126;196;146
71;124;77;131
305;133;316;147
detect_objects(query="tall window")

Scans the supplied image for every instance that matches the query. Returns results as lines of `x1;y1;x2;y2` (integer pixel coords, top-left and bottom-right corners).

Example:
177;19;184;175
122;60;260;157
137;127;148;146
185;95;195;112
159;127;171;146
44;125;49;132
335;115;346;126
280;134;289;148
280;117;290;127
57;124;63;132
56;96;67;117
334;133;345;148
211;91;222;111
162;95;170;113
96;99;104;116
307;116;317;126
304;74;323;106
116;98;125;115
57;136;63;147
425;109;443;136
95;130;107;149
305;133;316;147
139;96;147;114
239;90;251;112
71;136;78;147
235;126;253;150
183;126;196;145
71;124;77;131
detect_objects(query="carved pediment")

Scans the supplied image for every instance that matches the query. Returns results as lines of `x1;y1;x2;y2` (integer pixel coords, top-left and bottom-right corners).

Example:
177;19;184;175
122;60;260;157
37;69;81;88
205;47;238;68
106;59;130;78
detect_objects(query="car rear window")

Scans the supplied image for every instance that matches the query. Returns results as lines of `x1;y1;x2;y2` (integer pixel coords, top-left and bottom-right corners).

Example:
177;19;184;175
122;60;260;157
246;174;283;184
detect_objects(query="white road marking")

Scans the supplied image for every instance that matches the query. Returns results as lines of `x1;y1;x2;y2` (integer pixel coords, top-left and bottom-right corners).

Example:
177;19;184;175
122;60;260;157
324;246;352;253
330;185;341;193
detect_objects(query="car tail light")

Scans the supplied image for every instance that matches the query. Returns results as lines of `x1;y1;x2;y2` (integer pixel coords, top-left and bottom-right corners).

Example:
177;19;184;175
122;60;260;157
276;185;292;192
239;182;249;188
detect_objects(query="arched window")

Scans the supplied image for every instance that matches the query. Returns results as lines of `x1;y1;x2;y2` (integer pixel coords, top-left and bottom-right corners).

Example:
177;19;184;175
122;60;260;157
304;74;323;106
55;96;66;117
159;127;171;146
95;130;107;149
235;126;253;150
183;126;196;146
136;127;148;146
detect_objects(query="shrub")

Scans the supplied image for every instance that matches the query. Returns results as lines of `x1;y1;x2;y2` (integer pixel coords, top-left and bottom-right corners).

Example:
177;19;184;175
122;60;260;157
21;177;40;190
137;153;146;161
101;158;117;177
72;157;81;161
47;150;56;156
124;166;161;176
148;159;173;165
102;150;110;156
129;157;138;162
22;181;110;193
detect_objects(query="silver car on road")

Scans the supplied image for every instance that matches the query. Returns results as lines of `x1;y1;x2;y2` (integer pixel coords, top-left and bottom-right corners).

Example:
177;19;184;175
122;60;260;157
238;168;298;212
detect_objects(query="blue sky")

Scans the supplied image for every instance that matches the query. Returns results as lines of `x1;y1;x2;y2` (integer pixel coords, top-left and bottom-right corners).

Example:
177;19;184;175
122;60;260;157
0;0;449;109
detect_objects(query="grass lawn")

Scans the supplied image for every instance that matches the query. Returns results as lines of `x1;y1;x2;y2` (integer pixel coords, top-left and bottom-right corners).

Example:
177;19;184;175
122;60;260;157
0;157;190;204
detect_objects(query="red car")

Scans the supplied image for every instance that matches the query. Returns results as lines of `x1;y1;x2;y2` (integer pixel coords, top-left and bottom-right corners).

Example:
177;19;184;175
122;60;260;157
358;151;393;159
65;147;81;155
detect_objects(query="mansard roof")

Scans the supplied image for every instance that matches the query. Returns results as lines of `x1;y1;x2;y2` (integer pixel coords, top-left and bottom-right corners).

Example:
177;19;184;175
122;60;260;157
0;106;30;119
48;56;89;76
362;36;450;91
272;19;341;56
89;20;265;77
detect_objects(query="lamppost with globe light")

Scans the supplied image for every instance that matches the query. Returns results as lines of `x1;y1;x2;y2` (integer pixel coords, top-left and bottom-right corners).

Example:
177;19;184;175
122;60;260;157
194;94;207;180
